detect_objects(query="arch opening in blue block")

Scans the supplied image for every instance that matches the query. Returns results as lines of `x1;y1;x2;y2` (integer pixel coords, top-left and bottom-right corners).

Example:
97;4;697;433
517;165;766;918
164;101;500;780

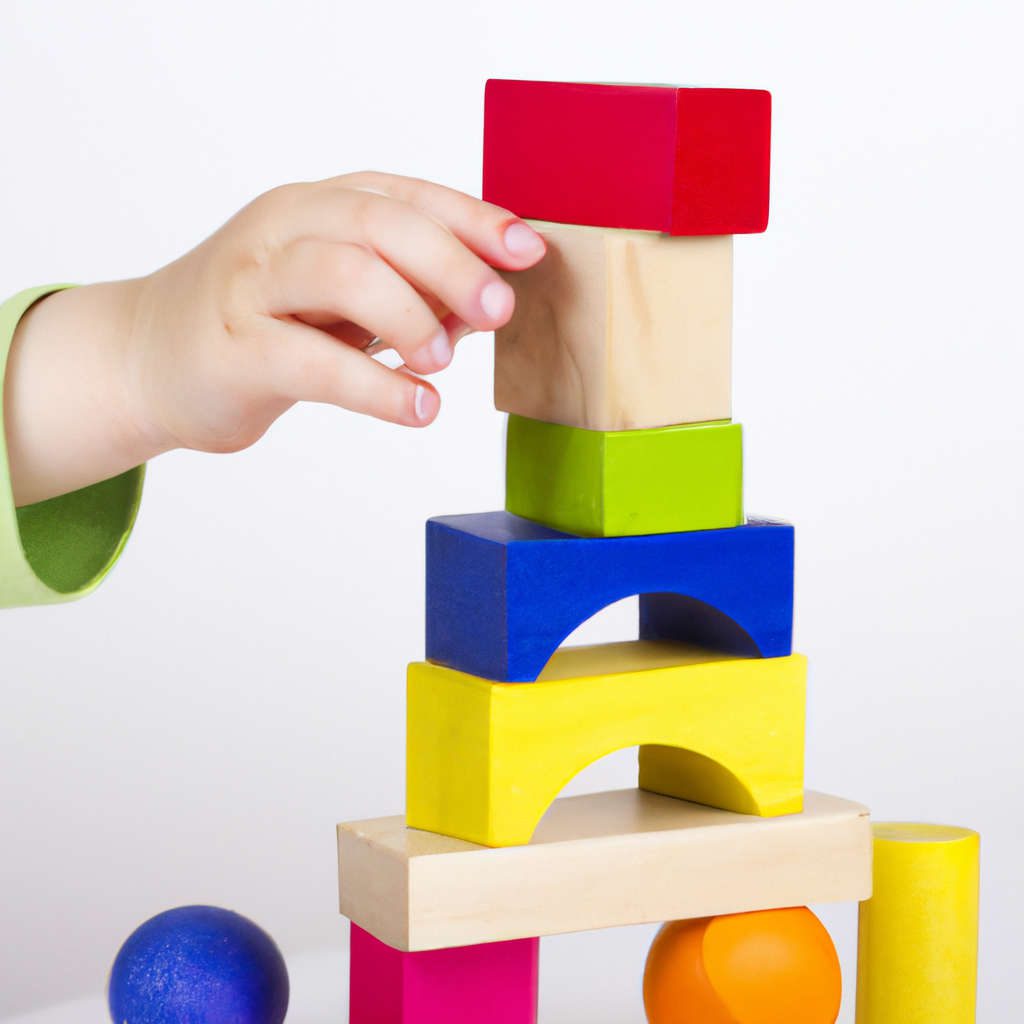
639;593;761;658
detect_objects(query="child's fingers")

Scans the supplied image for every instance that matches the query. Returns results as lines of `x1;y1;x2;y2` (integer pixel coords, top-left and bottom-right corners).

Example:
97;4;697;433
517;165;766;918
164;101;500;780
263;239;455;376
336;171;547;271
260;187;517;333
256;318;440;427
338;191;516;330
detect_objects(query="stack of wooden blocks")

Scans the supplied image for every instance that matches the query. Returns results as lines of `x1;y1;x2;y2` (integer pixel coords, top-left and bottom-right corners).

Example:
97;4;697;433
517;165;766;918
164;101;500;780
336;80;980;1024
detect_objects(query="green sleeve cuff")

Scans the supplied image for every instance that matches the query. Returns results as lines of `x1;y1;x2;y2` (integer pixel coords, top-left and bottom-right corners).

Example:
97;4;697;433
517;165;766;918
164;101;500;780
0;285;144;608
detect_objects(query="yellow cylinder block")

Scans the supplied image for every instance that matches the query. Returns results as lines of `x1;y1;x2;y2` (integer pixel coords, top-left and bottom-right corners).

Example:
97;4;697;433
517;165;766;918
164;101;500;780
856;822;980;1023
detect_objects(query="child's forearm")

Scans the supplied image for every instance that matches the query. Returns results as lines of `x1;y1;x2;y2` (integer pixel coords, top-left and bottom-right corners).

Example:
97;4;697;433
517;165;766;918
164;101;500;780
4;281;167;506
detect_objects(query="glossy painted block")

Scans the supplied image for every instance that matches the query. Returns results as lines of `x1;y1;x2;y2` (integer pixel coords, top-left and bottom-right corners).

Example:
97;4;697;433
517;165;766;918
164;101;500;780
496;224;732;431
407;641;806;847
856;823;980;1023
425;512;793;682
349;923;538;1024
505;416;743;537
483;80;771;235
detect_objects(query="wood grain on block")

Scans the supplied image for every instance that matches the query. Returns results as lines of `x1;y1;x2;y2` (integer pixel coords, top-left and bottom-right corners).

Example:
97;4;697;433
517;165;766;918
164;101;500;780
495;222;732;431
337;789;872;952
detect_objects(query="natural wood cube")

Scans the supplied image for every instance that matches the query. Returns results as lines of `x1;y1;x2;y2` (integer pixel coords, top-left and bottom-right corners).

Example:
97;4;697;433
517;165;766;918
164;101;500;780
495;222;732;431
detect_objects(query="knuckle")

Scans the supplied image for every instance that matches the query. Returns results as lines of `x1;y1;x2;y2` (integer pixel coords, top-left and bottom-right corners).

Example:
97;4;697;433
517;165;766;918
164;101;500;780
383;174;428;205
389;296;436;344
437;247;487;300
229;184;309;274
291;351;331;402
436;241;473;279
251;182;306;221
344;189;388;234
339;169;390;191
328;242;375;293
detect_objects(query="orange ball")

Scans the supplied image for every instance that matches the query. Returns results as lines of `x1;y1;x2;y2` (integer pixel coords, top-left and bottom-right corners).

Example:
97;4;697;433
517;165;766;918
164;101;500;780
643;907;841;1024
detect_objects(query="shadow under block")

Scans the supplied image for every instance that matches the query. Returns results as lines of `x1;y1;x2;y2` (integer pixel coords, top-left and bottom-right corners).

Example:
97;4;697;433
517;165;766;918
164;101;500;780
483;80;771;236
350;923;539;1024
338;789;871;952
425;512;794;682
407;642;806;847
856;823;980;1024
495;223;732;432
505;416;743;537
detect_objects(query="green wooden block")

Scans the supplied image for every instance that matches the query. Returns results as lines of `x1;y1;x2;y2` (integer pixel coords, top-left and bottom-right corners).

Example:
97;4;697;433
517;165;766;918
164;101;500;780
505;416;743;537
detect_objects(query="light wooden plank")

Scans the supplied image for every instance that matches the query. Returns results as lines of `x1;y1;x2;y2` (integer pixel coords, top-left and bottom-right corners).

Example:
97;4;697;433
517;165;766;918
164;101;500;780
337;789;871;951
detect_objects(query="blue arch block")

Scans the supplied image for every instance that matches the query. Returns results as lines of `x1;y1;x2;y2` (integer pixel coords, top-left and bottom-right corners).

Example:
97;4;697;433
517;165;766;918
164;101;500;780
425;512;794;682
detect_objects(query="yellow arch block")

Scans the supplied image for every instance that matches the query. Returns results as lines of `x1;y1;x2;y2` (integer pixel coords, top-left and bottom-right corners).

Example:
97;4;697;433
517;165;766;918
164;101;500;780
407;641;806;847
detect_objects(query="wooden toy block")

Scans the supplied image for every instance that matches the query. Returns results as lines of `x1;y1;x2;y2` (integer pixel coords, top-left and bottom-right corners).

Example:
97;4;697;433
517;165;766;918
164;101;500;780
407;641;806;847
425;512;793;682
350;923;539;1024
505;416;743;537
856;823;980;1023
483;80;771;235
495;223;732;432
338;789;871;952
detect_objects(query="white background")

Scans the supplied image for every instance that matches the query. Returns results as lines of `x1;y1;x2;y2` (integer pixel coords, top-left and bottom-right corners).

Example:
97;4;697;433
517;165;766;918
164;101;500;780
1;0;1022;1019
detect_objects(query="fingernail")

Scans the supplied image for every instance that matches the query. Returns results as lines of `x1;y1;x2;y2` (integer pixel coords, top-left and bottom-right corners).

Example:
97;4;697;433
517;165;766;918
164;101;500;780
480;280;515;322
503;221;545;259
427;328;452;369
414;384;439;423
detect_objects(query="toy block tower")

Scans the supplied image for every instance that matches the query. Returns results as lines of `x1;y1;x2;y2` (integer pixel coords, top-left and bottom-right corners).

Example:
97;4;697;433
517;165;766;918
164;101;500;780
337;80;980;1024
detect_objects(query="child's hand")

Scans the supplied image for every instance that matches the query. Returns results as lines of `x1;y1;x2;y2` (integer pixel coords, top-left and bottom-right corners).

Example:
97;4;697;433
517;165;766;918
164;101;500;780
4;173;546;505
131;172;547;445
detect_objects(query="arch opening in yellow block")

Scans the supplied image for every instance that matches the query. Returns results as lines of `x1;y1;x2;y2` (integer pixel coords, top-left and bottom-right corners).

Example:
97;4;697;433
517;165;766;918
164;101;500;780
407;641;806;847
638;746;763;816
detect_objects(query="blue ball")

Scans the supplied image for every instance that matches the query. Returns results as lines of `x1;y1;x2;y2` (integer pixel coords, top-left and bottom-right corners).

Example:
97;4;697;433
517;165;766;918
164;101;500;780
108;905;289;1024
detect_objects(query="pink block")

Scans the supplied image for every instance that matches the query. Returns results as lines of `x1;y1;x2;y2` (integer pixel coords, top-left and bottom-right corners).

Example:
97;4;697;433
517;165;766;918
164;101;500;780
349;922;539;1024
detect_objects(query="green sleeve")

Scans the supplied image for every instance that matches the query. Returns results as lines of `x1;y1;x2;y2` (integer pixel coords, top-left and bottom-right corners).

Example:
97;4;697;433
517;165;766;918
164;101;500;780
0;285;144;608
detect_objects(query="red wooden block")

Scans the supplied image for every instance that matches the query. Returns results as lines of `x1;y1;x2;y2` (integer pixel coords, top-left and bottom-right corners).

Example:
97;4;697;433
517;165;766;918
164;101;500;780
482;80;771;236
